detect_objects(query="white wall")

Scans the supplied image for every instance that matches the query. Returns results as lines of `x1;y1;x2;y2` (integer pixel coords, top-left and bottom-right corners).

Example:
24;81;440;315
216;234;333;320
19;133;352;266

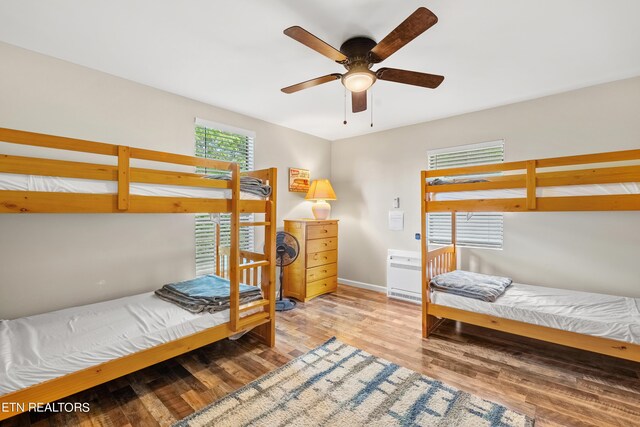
0;42;330;319
331;76;640;298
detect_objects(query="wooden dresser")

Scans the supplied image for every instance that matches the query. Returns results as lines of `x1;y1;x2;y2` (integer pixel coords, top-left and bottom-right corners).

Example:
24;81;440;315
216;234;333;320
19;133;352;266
283;219;338;302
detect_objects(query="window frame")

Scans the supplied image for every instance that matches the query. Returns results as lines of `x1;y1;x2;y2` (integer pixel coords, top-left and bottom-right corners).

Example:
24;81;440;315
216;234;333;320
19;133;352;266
194;118;255;277
427;140;505;250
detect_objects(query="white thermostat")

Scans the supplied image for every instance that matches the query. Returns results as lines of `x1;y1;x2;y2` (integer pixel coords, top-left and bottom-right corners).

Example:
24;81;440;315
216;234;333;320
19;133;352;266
388;211;404;231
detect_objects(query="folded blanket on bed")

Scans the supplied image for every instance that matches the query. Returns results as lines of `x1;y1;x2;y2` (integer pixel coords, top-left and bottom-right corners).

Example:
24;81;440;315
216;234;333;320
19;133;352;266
155;275;262;313
429;177;488;185
430;270;512;302
204;174;272;197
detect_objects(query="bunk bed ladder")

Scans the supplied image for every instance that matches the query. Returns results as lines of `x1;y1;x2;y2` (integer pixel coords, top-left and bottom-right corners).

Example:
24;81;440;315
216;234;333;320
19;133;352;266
422;171;455;339
246;170;277;345
227;167;277;343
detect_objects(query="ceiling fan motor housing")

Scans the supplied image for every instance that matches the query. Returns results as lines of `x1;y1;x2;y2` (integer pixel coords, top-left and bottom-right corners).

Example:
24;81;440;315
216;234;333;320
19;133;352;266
340;37;377;92
339;37;377;65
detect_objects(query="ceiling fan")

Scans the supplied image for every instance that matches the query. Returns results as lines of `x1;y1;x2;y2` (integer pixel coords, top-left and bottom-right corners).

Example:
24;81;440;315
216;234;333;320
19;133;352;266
281;7;444;114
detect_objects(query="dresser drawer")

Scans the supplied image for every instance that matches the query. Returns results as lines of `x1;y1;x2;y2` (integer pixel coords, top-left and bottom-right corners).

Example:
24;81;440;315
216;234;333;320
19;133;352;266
307;250;337;268
307;276;337;298
307;237;337;253
307;224;338;239
306;263;337;283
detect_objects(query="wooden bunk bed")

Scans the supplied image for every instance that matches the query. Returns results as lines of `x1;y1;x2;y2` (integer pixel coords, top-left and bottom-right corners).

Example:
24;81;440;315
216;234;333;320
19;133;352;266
420;148;640;362
0;127;277;421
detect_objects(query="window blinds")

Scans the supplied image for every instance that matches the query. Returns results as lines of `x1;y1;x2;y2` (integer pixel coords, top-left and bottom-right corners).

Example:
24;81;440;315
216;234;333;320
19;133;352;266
427;141;505;171
427;141;504;249
194;125;254;174
194;122;255;277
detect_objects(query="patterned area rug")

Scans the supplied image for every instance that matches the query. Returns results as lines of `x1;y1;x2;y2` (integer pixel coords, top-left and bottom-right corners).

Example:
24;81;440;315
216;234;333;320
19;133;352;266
175;338;534;427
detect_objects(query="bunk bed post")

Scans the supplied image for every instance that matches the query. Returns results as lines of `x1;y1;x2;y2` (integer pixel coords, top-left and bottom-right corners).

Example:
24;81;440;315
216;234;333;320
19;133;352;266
451;211;457;270
215;221;221;276
421;171;432;338
229;162;241;332
251;167;277;347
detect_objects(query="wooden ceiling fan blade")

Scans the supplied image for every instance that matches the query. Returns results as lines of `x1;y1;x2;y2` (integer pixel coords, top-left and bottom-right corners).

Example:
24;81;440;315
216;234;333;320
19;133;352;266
281;74;342;94
352;90;367;113
284;26;348;63
369;7;438;63
376;68;444;89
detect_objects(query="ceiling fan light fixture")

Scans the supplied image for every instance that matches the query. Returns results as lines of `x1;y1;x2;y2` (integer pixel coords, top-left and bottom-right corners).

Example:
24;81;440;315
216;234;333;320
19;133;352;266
342;69;376;93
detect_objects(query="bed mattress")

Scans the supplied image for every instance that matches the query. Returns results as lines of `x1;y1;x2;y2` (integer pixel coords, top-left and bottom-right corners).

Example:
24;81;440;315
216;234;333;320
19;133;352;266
431;283;640;344
432;182;640;201
0;172;264;200
0;292;243;396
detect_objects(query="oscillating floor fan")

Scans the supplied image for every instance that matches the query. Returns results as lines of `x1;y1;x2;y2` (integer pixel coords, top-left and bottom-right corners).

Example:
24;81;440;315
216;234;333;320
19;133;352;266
275;231;300;312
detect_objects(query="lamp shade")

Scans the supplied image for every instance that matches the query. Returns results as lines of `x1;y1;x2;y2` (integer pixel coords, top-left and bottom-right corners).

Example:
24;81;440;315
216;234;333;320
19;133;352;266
305;179;337;201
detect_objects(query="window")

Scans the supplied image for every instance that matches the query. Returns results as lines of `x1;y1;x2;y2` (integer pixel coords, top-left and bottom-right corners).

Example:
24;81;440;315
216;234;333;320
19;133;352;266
427;141;504;249
194;118;255;276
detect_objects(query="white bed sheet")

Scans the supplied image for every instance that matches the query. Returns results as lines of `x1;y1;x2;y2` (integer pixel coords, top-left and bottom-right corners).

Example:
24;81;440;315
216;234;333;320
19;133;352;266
431;283;640;344
0;293;235;396
0;173;264;200
432;182;640;201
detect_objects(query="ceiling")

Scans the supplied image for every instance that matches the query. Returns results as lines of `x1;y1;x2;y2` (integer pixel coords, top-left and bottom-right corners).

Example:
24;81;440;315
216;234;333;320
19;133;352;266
1;1;640;141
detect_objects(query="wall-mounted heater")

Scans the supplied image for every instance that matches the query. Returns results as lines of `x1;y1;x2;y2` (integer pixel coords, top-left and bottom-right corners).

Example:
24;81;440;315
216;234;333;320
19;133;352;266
386;249;422;304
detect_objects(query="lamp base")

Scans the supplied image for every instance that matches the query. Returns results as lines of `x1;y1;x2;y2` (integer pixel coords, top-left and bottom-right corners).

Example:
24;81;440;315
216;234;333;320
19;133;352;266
275;298;297;312
311;201;331;220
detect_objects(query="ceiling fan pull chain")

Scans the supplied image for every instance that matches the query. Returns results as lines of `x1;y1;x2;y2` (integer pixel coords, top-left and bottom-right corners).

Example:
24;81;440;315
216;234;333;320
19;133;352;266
370;89;374;128
343;87;348;125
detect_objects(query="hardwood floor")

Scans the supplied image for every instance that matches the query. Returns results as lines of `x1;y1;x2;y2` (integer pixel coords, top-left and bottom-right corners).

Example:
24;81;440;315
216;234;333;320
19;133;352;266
2;285;639;427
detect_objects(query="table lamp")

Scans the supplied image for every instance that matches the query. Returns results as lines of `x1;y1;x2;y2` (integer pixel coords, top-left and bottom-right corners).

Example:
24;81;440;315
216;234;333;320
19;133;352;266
305;179;337;220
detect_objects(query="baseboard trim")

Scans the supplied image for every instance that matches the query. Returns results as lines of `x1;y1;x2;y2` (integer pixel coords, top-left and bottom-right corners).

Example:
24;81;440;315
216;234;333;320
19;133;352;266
338;278;386;294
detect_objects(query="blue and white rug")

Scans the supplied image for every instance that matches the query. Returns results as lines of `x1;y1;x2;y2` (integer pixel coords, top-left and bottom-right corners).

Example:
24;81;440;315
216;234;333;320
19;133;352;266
175;337;534;426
